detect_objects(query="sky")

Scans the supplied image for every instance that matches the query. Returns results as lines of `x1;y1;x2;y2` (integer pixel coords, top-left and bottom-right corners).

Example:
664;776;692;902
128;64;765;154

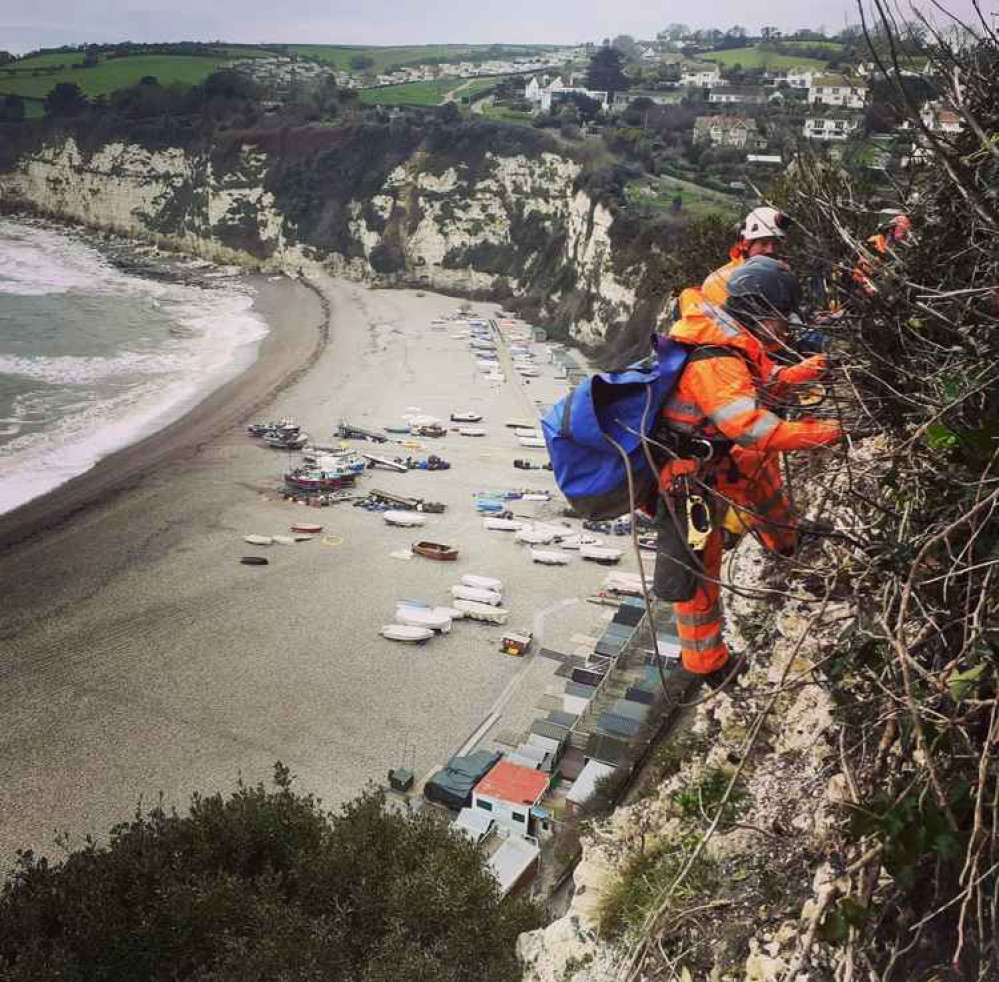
1;0;988;55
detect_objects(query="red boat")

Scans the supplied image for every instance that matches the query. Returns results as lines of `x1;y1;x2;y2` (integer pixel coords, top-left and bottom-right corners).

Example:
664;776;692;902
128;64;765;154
284;468;358;492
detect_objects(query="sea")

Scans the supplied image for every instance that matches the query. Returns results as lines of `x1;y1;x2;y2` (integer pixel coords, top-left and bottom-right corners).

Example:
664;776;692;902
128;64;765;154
0;218;269;516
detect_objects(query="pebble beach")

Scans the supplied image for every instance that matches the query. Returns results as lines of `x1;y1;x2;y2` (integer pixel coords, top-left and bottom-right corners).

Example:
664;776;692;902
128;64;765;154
0;276;642;867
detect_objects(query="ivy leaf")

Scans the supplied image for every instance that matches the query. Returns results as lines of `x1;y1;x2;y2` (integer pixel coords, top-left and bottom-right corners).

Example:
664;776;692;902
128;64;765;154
948;664;985;702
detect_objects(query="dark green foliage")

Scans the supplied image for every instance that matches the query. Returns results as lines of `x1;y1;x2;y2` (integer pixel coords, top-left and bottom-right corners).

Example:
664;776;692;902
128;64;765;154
43;81;87;117
585;45;630;96
0;766;540;982
369;239;406;273
0;94;25;122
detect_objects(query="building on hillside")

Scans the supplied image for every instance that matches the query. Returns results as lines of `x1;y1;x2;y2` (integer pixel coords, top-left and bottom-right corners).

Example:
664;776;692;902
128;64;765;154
709;85;767;105
693;115;766;150
803;115;861;141
786;67;819;89
471;759;550;837
747;153;784;165
917;102;964;133
610;89;682;113
808;74;868;109
681;64;723;88
547;86;609;112
525;74;564;105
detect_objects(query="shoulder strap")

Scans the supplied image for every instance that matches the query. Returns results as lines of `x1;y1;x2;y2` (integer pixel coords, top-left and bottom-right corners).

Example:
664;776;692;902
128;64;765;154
686;345;742;364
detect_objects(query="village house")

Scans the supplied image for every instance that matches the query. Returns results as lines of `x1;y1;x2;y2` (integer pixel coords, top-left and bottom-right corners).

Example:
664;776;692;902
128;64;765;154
681;63;724;88
472;759;550;837
693;115;766;150
709;85;767;105
610;89;682;112
803;115;861;141
786;67;818;89
809;73;868;109
918;102;964;133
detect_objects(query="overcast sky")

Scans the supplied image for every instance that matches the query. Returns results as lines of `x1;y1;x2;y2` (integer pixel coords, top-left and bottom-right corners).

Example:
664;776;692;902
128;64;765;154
1;0;988;55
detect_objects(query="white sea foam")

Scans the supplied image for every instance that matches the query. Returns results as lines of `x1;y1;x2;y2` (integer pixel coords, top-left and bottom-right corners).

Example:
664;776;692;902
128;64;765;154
0;222;269;515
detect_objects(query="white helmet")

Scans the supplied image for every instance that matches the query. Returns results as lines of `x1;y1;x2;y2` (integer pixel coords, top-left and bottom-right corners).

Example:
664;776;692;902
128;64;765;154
742;206;790;242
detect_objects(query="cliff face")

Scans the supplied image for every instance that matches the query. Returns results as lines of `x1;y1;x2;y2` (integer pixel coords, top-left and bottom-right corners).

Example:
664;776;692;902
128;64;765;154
0;131;635;346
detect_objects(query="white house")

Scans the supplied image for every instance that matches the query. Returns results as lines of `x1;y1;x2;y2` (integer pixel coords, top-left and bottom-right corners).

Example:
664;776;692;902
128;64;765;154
803;116;861;141
808;74;868;109
709;85;767;105
681;64;723;88
545;85;609;112
786;67;818;89
919;102;964;133
472;759;550;838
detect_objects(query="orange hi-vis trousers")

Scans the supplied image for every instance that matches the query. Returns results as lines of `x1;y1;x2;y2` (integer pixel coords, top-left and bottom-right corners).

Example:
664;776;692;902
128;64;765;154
673;521;727;675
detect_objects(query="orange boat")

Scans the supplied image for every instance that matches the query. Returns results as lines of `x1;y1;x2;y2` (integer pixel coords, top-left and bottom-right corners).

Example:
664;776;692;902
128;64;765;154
412;540;459;561
290;522;323;534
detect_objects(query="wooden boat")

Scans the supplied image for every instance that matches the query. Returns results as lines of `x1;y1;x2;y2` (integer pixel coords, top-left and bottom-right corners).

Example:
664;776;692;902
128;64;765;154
381;624;434;643
484;517;522;532
580;543;623;565
384;510;426;528
240;556;269;566
412;541;459;562
531;548;570;565
461;574;503;592
453;600;510;625
290;522;323;534
244;534;273;546
451;584;503;606
450;412;483;423
412;424;447;438
395;606;453;633
458;427;487;437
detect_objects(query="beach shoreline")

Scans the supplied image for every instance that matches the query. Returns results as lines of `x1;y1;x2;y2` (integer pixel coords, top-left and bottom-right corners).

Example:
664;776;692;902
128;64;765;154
0;275;327;556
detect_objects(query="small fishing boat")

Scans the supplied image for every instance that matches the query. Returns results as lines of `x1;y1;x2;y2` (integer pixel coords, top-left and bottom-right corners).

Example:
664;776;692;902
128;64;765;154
451;584;503;606
515;527;557;545
513;428;540;439
505;418;535;429
384;510;427;528
518;436;546;449
450;412;483;423
560;533;599;550
247;417;299;437
362;453;408;472
452;600;510;625
240;556;269;566
292;534;315;542
531;548;570;565
384;424;412;434
244;534;273;546
263;431;309;449
517;368;540;378
458;427;487;437
580;543;623;565
412;424;447;438
381;624;434;643
290;522;323;534
461;574;503;592
395;606;453;633
412;541;459;562
483;517;522;532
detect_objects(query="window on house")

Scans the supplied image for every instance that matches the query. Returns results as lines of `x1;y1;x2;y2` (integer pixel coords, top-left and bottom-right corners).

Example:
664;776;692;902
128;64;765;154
477;799;493;811
512;811;526;823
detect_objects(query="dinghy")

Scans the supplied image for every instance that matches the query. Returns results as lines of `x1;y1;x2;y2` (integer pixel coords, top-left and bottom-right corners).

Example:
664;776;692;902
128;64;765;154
450;412;483;423
452;600;510;625
272;535;296;546
380;624;434;643
412;541;459;562
505;419;535;429
483;517;522;532
581;543;623;565
560;533;599;550
515;527;557;545
384;510;426;528
395;606;453;633
518;436;546;448
461;574;503;592
244;534;273;546
531;548;570;565
292;534;315;543
451;585;503;606
240;556;268;566
290;523;323;534
458;427;486;437
513;428;541;439
518;367;540;377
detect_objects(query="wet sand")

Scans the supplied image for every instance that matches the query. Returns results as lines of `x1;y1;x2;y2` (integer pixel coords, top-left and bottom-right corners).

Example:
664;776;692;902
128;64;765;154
0;279;628;868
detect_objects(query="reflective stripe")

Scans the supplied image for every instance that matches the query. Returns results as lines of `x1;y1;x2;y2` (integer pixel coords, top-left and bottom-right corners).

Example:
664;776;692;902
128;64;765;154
704;303;742;339
735;413;780;447
676;608;721;628
710;396;757;427
687;629;725;653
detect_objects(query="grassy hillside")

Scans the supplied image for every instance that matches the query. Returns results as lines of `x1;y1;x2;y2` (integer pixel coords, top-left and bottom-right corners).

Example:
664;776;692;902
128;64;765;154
283;44;551;72
702;45;829;69
359;75;515;107
0;51;260;100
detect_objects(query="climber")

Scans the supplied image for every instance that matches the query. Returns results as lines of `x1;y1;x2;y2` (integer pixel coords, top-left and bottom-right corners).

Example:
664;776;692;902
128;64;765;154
653;256;842;685
701;206;791;306
852;212;913;295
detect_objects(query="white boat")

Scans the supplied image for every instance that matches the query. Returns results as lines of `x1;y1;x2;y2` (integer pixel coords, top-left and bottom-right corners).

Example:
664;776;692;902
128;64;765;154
384;510;427;528
515;527;557;545
361;452;408;472
458;427;487;437
531;548;570;565
518;367;540;378
505;419;535;429
395;606;453;633
292;534;315;542
484;517;522;532
244;534;273;546
272;535;296;546
433;605;465;621
513;428;540;439
560;533;599;550
581;543;623;565
451;585;503;606
450;412;483;423
381;624;434;643
518;436;546;448
452;600;510;625
461;574;503;592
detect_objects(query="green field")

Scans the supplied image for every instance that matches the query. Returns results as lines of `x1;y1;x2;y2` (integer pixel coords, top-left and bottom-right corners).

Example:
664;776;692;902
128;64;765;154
283;44;550;73
358;78;461;106
0;52;253;100
702;46;829;69
626;175;738;218
477;104;535;126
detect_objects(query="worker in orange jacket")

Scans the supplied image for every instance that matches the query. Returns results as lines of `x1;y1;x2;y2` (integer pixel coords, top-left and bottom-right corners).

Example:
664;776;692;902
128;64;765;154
654;257;842;683
702;206;792;306
852;212;912;294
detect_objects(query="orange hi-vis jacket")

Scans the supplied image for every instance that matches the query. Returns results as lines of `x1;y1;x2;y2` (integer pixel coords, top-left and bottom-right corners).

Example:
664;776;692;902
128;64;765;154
701;246;743;306
657;290;842;676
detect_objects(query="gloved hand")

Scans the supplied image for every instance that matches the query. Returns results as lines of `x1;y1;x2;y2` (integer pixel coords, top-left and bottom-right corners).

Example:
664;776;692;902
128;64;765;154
801;421;845;447
779;354;828;386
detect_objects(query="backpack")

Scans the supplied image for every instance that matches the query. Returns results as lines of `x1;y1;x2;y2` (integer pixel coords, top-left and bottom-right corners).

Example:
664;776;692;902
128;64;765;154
541;340;690;520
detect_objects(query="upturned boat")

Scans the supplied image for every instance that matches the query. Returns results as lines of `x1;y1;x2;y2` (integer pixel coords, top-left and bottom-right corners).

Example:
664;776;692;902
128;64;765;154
451;584;503;606
381;624;434;643
384;510;426;528
450;412;483;423
412;541;459;561
580;543;623;565
483;517;522;532
531;548;570;565
461;574;503;592
452;600;510;624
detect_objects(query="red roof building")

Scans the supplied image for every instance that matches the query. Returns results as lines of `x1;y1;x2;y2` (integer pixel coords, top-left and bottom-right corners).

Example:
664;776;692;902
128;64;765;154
472;759;550;837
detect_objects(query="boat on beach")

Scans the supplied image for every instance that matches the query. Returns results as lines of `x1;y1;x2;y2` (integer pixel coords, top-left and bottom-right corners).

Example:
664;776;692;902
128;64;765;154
244;534;273;546
381;624;434;643
412;541;459;561
515;526;558;545
461;574;503;592
263;431;309;449
452;600;510;624
395;606;453;632
290;522;323;534
483;517;522;532
384;510;427;528
451;584;503;606
531;548;570;565
580;543;624;565
518;436;546;448
450;412;483;423
458;427;486;437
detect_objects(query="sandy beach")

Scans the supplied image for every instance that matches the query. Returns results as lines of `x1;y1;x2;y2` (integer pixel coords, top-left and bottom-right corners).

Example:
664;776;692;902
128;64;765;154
0;277;632;868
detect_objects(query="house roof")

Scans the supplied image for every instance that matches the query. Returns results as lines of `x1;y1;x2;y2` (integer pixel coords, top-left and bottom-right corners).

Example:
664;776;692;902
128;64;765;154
694;115;756;130
813;74;867;90
475;759;550;806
